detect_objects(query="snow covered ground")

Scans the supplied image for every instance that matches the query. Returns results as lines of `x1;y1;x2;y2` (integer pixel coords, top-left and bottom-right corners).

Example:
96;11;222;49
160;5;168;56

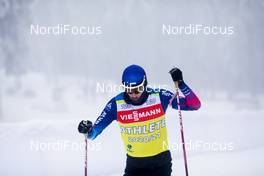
1;110;264;176
0;73;264;176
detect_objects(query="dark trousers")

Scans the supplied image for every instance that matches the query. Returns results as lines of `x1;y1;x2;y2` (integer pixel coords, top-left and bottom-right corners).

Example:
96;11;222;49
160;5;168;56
124;151;172;176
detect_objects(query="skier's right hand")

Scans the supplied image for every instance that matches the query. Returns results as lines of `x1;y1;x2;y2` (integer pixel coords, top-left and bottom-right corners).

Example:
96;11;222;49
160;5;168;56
78;120;93;134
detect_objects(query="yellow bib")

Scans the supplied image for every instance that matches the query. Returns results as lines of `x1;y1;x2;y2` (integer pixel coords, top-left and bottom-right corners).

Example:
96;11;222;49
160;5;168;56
116;93;169;157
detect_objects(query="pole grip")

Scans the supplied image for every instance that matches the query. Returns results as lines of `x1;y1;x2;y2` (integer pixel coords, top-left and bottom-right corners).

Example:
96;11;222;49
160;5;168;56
173;81;179;89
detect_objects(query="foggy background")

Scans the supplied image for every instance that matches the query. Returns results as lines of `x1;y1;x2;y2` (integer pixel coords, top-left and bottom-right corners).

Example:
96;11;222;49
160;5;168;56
0;0;264;176
1;0;264;121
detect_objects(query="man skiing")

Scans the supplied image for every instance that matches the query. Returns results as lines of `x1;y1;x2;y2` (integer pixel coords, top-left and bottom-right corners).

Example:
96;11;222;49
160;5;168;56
78;65;201;176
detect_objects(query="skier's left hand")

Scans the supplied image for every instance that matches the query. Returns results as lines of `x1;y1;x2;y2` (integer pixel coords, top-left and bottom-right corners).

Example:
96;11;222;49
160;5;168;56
169;67;183;82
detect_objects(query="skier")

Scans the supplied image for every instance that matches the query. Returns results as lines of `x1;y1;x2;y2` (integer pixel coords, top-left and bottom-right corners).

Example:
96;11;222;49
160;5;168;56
78;65;201;176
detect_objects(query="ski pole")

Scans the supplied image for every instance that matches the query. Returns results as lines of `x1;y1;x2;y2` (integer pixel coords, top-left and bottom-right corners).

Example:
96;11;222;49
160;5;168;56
84;134;88;176
173;81;189;176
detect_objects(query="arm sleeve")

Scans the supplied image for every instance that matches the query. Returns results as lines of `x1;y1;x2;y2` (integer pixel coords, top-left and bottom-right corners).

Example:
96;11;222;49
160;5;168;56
159;82;201;112
88;98;117;140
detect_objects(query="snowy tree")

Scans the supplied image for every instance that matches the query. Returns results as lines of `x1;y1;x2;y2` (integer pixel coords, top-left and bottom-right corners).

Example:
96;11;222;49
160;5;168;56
0;0;33;120
0;0;33;75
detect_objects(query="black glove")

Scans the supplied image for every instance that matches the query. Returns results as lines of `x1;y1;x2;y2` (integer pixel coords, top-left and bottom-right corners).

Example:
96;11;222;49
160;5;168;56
169;67;183;82
78;120;93;134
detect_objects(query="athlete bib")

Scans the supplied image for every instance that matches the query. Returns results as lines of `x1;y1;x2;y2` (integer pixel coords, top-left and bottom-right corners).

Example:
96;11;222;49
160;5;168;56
116;92;169;157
